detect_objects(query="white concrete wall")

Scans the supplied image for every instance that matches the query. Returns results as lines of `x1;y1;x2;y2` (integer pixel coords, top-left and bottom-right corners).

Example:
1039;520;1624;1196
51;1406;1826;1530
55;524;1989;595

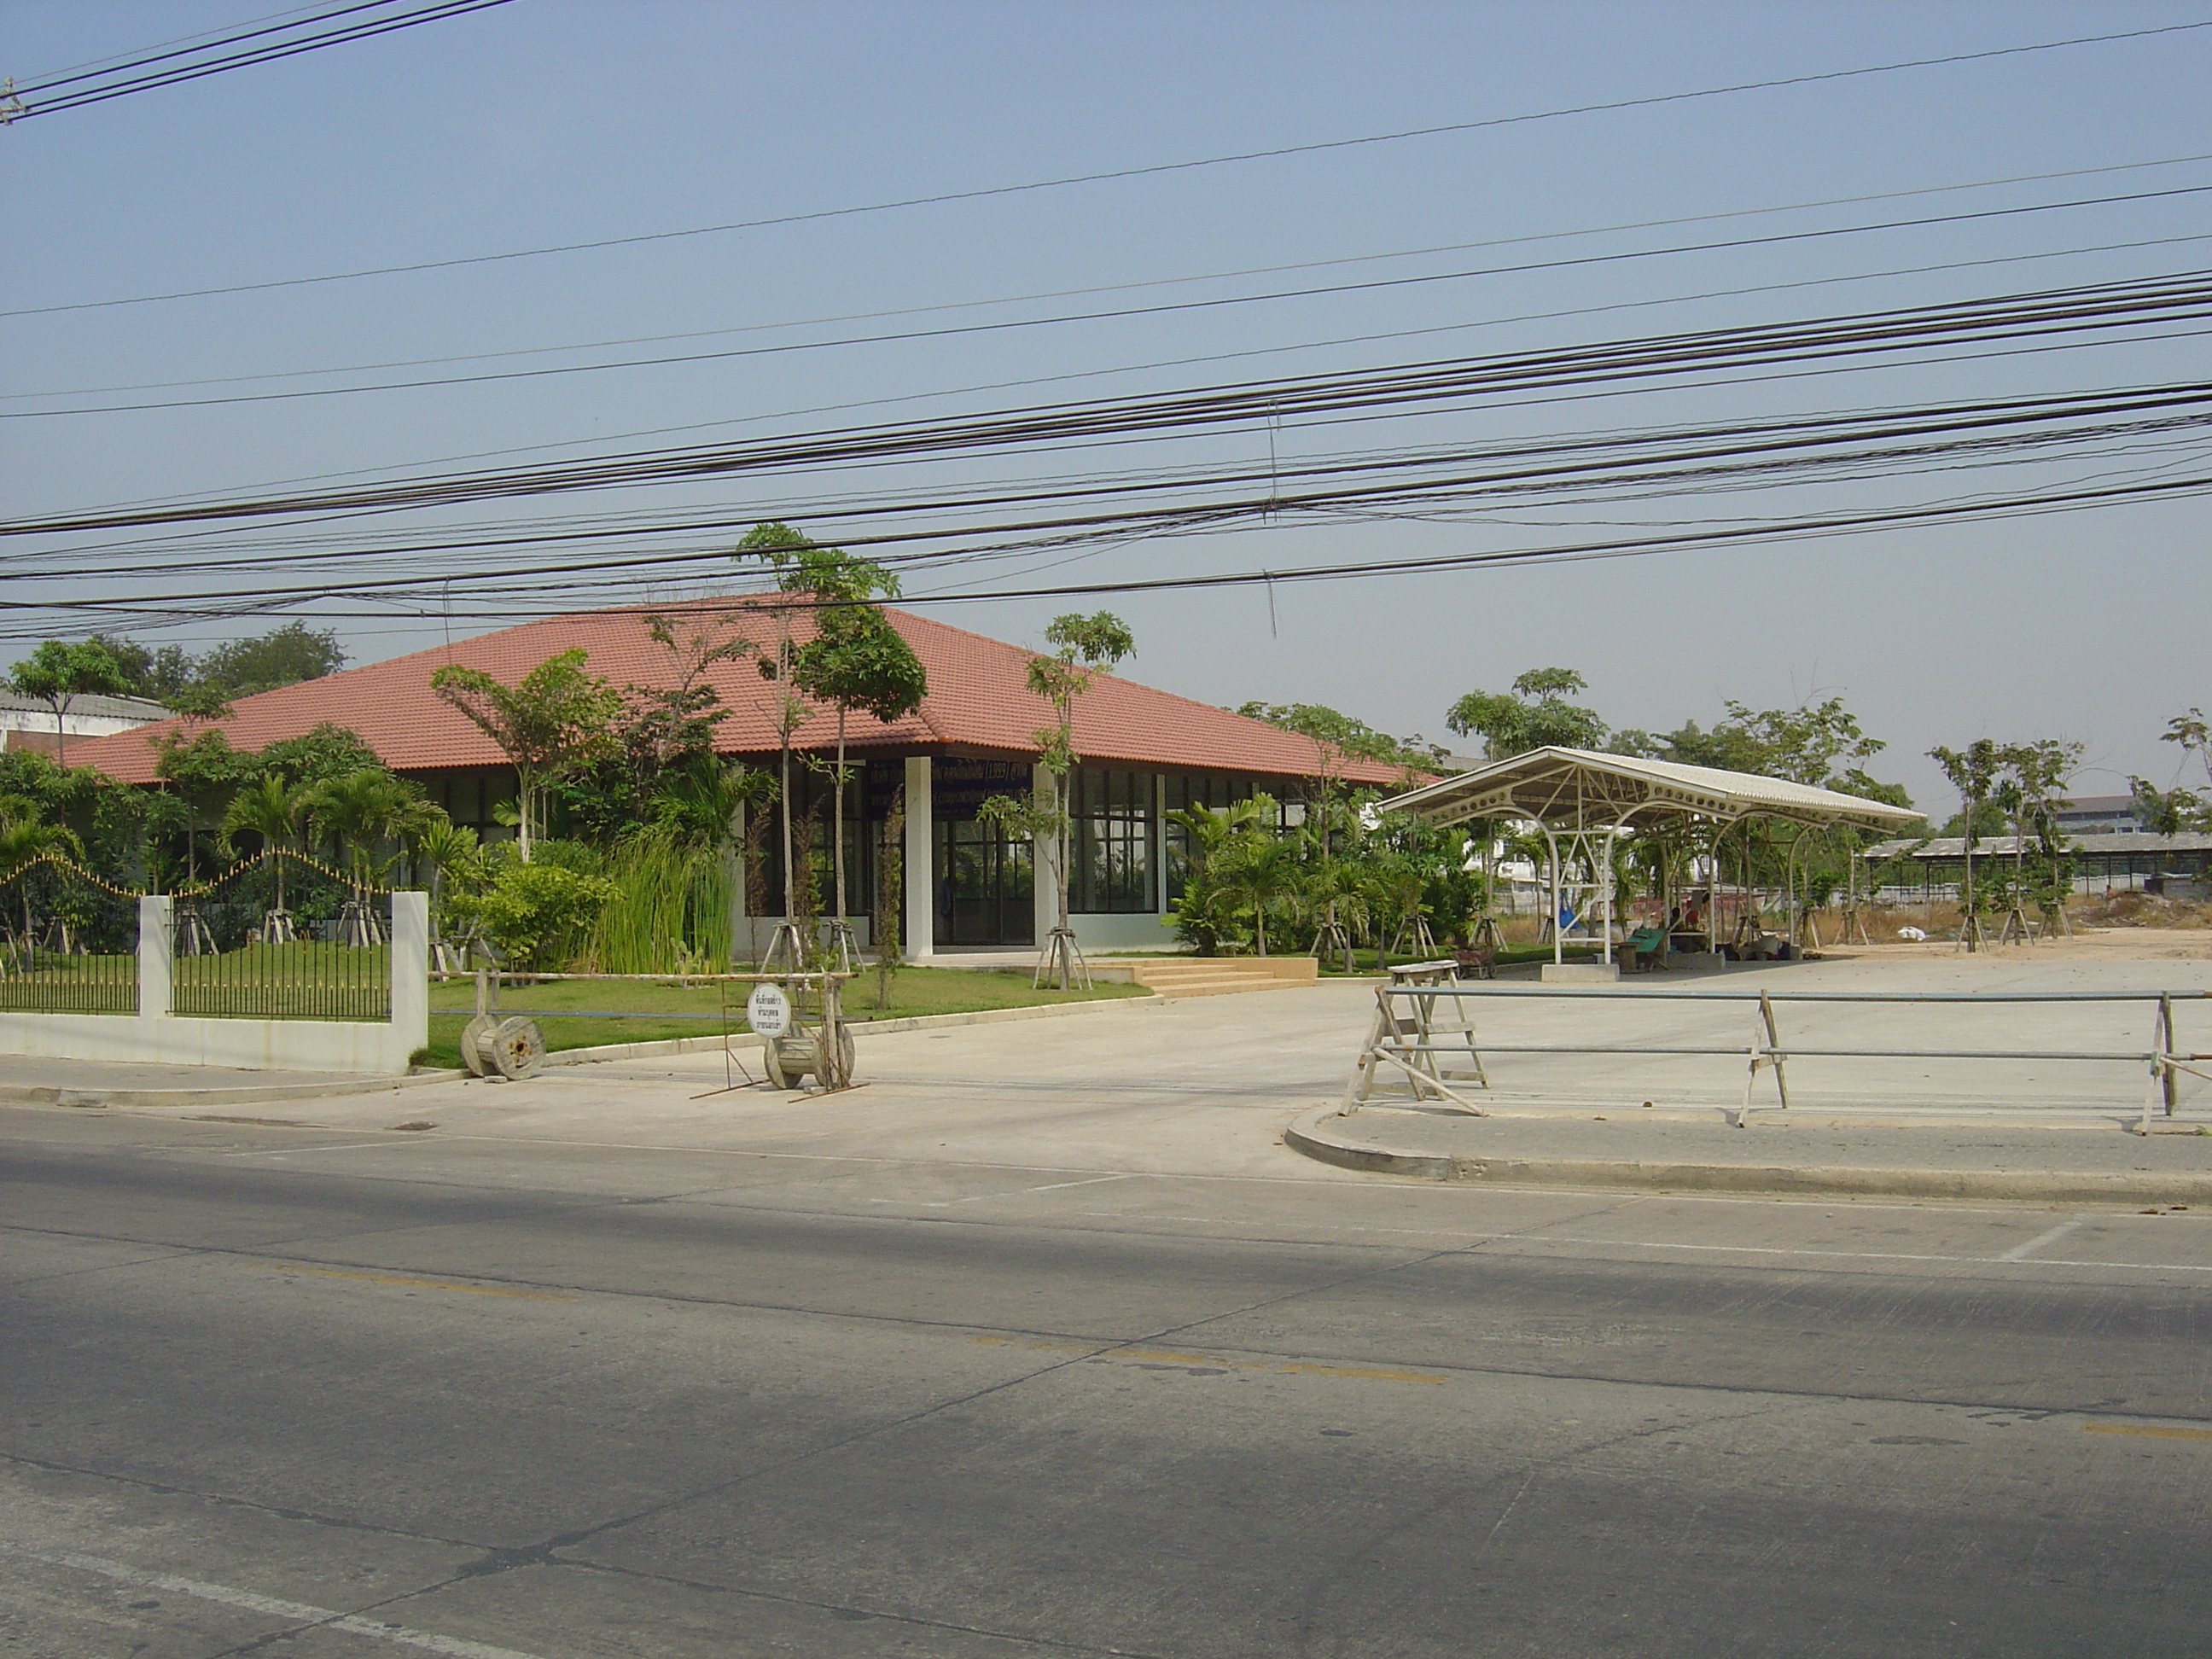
0;892;429;1074
1066;911;1180;952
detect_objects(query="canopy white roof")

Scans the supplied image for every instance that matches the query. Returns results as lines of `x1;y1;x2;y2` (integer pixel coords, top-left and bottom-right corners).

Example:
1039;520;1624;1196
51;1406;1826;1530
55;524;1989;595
1377;747;1924;834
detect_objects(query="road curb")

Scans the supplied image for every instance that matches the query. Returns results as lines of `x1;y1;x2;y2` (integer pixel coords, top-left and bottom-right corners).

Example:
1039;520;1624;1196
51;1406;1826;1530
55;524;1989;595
0;1070;464;1110
1284;1105;2212;1205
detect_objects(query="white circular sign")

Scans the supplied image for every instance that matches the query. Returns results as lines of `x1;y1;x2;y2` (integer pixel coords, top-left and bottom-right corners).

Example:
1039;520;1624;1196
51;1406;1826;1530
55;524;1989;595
746;983;792;1039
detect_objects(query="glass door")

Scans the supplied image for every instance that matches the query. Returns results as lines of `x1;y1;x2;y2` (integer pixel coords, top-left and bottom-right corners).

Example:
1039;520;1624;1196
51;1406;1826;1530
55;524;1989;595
935;818;1034;946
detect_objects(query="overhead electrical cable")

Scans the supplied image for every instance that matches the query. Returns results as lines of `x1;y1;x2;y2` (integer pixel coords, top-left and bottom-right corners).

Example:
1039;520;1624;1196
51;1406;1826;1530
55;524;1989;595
12;2;417;94
11;384;2203;581
16;184;2210;420
17;150;2212;403
3;0;514;121
9;16;2208;308
10;390;2208;605
9;474;2205;632
9;271;2207;537
11;3;345;82
71;226;2212;514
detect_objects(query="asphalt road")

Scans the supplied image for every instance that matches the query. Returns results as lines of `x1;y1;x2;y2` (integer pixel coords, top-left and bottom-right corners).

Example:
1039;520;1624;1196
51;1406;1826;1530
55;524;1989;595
5;1099;2210;1659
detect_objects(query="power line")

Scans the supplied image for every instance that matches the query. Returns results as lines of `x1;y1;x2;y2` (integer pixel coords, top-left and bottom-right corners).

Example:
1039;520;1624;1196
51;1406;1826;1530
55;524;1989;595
11;387;2208;614
11;3;341;83
14;383;2204;582
10;474;2203;635
17;150;2212;403
15;184;2211;420
3;1;513;122
94;226;2212;515
9;271;2206;538
15;2;412;94
9;16;2208;308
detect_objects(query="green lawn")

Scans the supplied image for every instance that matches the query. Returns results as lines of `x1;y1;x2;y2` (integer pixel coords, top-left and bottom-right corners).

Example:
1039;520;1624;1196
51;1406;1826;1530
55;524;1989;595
0;951;137;1014
420;966;1150;1068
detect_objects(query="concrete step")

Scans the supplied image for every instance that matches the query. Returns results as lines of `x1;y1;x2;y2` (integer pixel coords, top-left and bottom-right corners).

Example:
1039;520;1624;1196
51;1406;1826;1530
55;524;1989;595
1108;958;1320;997
1149;976;1315;1000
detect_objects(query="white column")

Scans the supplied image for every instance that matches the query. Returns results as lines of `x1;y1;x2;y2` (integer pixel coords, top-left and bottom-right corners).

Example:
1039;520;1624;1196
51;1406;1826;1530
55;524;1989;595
389;891;429;1059
903;755;933;961
1033;760;1057;947
137;894;172;1019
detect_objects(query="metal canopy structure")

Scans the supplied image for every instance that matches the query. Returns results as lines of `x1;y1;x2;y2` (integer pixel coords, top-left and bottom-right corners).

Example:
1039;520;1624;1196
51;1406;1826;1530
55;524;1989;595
1376;748;1924;965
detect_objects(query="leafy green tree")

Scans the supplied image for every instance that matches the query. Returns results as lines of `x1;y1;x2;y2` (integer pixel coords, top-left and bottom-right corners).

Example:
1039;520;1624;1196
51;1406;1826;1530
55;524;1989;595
0;792;83;876
0;795;88;943
79;624;343;706
444;857;615;972
195;622;346;699
167;684;236;725
1234;702;1443;771
304;768;441;896
431;650;620;860
85;633;196;702
221;773;310;913
256;723;387;787
7;639;130;768
152;728;261;883
1651;698;1883;786
1164;797;1268;955
1447;667;1606;759
2133;709;2212;832
1989;739;2082;926
1232;701;1440;960
2128;777;2203;835
735;522;847;942
2163;708;2211;789
1930;740;2005;938
975;612;1133;983
794;593;927;941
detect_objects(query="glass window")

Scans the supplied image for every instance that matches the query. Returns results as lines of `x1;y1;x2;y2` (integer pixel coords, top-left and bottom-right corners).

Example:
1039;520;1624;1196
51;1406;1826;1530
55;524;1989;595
1069;767;1153;913
1161;772;1253;903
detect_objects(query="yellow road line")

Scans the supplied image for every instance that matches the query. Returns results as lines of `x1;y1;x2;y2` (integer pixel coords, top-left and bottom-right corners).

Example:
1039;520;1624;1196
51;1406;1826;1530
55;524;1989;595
253;1263;577;1301
2083;1422;2212;1441
971;1336;1442;1384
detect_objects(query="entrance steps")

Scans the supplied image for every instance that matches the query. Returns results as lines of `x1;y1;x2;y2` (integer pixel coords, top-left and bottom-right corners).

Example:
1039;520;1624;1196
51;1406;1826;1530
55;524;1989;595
1091;957;1319;999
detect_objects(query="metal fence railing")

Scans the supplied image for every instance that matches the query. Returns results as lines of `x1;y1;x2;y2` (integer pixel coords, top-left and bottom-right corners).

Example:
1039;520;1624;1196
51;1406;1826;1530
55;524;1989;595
0;857;139;1015
171;855;392;1022
1345;977;2212;1133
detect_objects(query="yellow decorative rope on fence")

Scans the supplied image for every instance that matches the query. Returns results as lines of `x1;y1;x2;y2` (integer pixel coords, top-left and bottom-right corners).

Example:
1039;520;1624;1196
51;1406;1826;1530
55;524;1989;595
0;853;147;899
171;847;395;900
0;847;397;899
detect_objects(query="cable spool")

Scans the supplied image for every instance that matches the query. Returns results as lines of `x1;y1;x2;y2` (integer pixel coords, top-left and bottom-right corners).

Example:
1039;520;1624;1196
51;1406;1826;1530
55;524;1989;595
470;1016;545;1080
459;1014;496;1076
762;1025;855;1090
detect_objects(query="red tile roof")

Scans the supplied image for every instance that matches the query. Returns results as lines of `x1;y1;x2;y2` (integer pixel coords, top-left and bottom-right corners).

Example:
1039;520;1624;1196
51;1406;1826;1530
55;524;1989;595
70;597;1417;789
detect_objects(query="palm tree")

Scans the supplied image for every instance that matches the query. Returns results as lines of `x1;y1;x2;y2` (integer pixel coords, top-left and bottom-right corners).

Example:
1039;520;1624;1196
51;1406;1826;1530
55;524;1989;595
0;800;84;956
305;769;440;943
222;774;307;937
410;818;480;969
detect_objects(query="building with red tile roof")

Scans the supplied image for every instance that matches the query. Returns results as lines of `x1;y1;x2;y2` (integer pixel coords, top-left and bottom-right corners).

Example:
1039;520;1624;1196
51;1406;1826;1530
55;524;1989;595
70;597;1421;956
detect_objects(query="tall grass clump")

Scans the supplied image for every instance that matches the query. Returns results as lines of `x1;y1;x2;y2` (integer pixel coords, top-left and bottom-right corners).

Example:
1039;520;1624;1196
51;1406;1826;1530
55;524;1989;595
592;824;734;974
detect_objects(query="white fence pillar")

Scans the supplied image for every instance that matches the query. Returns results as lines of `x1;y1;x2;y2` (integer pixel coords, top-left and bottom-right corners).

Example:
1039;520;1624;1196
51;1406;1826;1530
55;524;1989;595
137;894;172;1019
390;890;428;1060
903;755;934;961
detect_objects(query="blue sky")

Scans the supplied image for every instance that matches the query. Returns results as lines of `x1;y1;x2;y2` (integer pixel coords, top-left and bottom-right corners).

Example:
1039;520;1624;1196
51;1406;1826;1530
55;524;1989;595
4;0;2209;812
